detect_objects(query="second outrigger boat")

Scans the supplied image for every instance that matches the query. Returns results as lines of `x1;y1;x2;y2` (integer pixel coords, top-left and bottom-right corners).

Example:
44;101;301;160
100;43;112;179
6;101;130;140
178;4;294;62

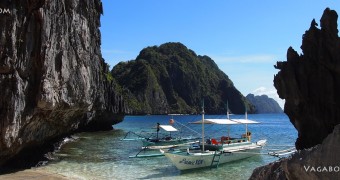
161;103;267;170
140;124;197;149
122;119;200;158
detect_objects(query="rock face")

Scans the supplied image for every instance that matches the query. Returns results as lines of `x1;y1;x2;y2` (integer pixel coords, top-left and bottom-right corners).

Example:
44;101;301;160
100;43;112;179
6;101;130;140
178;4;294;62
249;8;340;180
112;42;254;114
246;94;283;114
250;124;340;180
0;0;125;167
274;8;340;150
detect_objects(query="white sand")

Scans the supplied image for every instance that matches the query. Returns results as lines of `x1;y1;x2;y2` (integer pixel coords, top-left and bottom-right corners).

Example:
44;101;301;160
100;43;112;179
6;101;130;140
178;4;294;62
0;169;72;180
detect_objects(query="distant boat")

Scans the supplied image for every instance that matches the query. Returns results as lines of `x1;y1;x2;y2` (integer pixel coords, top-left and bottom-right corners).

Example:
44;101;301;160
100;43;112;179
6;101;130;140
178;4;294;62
122;119;200;158
161;103;267;170
140;124;198;148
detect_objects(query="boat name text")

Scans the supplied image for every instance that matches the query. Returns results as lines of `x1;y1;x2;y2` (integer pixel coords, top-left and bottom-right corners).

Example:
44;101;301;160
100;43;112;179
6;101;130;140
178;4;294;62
179;158;203;165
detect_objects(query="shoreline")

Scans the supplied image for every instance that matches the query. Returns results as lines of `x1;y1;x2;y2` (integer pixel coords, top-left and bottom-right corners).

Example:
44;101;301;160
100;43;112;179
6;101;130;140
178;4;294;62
0;168;70;180
0;136;80;179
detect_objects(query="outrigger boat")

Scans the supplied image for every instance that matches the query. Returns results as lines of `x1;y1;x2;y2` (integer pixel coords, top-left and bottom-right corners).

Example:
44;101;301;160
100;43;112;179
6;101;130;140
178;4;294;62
161;103;267;170
121;119;200;158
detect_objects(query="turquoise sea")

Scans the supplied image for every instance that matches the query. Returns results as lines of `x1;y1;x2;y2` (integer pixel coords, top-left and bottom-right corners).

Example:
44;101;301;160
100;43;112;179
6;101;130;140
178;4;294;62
38;113;297;180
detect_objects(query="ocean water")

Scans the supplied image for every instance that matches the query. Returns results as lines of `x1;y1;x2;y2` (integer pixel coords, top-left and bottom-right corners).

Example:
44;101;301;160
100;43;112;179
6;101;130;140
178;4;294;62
38;114;297;180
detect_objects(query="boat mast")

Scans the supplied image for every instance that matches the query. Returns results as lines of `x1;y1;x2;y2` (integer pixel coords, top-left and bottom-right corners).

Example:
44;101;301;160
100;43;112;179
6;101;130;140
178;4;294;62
227;101;230;120
202;99;205;152
245;105;248;136
227;101;230;138
157;122;160;139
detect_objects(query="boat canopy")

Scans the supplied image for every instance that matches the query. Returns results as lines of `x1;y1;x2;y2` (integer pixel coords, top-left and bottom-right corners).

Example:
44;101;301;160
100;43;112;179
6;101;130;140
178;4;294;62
159;125;178;132
190;119;259;125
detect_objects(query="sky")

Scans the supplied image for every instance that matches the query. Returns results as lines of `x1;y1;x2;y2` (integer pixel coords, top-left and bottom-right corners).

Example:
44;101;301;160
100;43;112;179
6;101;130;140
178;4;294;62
100;1;339;108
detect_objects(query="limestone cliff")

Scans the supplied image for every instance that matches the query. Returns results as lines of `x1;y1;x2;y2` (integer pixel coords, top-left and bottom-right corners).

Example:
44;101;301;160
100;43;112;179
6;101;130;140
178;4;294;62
249;8;340;180
0;0;124;167
274;8;340;150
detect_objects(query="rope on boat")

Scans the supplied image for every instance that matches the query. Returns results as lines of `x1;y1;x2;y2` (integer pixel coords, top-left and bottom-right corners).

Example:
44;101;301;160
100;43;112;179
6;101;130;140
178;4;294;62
173;120;202;137
121;131;148;140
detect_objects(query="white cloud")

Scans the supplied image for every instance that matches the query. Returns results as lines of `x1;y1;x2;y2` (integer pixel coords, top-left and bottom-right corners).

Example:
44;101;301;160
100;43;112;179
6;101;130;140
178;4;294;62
253;87;277;95
252;86;285;109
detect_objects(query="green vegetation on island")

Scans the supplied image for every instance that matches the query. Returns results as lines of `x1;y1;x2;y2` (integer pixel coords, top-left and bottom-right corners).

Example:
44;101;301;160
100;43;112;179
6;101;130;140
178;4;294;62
111;42;254;114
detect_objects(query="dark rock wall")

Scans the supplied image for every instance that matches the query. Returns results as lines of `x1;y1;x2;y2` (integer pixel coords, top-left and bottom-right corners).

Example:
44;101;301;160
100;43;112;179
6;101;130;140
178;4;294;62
0;0;124;167
249;8;340;179
274;8;340;150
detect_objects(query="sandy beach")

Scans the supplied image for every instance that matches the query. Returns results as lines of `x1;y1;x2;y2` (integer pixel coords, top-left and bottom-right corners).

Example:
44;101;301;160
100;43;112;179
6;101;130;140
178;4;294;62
0;169;71;180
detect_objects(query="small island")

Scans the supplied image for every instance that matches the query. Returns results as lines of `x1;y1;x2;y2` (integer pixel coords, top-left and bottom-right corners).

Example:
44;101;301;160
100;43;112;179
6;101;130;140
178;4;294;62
246;93;283;114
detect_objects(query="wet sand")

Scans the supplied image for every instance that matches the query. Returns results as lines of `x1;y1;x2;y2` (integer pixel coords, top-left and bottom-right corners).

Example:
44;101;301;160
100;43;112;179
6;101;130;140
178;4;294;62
0;169;71;180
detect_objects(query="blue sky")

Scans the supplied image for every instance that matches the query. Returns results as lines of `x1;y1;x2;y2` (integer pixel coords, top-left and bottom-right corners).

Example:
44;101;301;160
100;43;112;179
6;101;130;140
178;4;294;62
100;1;339;107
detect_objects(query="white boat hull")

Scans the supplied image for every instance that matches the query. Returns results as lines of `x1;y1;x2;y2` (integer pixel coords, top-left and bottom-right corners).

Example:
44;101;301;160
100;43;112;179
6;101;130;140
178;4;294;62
163;141;265;170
